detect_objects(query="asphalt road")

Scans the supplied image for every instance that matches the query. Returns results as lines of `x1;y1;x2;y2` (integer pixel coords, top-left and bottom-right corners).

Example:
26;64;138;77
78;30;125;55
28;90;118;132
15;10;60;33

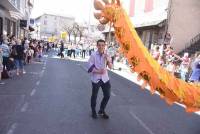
1;52;200;134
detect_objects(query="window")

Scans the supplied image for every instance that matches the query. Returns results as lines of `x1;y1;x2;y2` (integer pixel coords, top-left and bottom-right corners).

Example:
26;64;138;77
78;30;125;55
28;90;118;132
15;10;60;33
44;20;47;25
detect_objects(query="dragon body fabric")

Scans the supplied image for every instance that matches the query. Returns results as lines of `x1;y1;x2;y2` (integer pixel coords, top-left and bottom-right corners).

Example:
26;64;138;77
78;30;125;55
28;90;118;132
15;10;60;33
94;0;200;112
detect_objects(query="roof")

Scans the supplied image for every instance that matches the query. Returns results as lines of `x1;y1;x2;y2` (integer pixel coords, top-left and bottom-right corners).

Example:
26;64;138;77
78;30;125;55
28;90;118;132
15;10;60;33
102;7;167;33
35;13;75;21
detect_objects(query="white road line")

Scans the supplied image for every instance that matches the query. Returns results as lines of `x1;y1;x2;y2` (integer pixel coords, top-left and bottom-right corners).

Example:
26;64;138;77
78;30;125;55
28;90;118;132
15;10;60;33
36;81;40;86
111;91;116;96
30;89;36;96
21;102;29;112
43;55;48;58
129;111;155;134
42;66;46;70
7;123;17;134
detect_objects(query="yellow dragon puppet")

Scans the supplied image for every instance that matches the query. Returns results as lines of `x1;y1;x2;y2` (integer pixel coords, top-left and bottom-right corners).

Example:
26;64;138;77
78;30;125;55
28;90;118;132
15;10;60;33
93;0;200;112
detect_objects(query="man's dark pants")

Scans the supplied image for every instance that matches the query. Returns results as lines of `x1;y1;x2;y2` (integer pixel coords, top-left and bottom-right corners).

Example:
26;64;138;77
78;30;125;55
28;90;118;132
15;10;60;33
91;80;111;113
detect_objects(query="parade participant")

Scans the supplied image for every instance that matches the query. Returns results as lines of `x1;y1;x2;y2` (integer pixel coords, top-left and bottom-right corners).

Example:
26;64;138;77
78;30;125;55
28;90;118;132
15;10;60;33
88;39;112;119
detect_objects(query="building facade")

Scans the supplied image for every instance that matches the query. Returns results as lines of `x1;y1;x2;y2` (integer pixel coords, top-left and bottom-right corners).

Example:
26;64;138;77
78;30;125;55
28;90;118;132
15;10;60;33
167;0;200;52
35;14;75;40
103;0;200;53
103;0;169;50
0;0;34;39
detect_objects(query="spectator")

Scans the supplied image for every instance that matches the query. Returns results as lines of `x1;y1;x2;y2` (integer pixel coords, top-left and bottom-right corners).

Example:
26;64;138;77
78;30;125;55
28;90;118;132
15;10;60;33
0;47;4;84
12;39;25;75
152;46;160;60
0;40;10;71
189;54;200;83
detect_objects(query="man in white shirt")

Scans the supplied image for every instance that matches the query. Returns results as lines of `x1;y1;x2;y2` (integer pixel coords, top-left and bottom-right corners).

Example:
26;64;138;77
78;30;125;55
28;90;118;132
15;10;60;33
88;39;112;119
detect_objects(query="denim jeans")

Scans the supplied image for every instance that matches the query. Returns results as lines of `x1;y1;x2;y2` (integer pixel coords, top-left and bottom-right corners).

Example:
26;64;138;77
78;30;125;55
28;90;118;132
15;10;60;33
14;59;23;69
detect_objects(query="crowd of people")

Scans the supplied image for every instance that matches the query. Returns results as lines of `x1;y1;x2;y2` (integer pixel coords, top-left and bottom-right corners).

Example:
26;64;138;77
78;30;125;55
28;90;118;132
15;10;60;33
56;41;96;59
151;43;200;83
0;35;50;85
1;33;200;85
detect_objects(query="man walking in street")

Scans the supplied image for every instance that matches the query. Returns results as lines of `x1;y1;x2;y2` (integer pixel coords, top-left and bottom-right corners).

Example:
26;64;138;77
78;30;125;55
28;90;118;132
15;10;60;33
88;39;112;119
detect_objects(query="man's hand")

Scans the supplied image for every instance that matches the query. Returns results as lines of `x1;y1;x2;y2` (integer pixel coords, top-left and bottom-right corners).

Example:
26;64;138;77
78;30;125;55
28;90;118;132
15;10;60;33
104;54;113;69
104;53;111;63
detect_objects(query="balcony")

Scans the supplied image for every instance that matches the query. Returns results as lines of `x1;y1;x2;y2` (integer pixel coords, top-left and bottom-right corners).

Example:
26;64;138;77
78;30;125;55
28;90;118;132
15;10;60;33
0;0;20;12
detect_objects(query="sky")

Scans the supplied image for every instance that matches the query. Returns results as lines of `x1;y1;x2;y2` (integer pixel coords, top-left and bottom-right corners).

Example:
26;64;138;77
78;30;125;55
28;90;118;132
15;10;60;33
31;0;96;23
31;0;169;25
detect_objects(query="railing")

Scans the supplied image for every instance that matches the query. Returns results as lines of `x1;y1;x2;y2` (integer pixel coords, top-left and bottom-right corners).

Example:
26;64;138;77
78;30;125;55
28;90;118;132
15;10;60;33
190;33;200;45
182;32;200;54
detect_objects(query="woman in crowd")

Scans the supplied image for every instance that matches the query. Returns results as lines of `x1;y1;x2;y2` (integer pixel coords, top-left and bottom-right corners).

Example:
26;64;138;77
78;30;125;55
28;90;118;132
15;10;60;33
12;39;25;75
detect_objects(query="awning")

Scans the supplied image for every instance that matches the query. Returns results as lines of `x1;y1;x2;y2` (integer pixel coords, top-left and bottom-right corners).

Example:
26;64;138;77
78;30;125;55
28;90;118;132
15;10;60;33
29;26;35;32
9;11;24;20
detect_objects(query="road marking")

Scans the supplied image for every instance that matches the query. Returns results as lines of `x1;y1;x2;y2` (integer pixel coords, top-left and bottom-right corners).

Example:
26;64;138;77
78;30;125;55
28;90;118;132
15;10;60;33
36;81;40;86
42;66;46;70
111;91;116;96
30;89;36;96
7;123;17;134
129;111;155;134
21;102;29;112
43;55;48;58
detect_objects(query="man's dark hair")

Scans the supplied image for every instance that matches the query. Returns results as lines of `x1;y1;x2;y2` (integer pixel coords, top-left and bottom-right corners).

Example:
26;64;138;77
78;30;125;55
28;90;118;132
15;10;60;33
97;39;105;45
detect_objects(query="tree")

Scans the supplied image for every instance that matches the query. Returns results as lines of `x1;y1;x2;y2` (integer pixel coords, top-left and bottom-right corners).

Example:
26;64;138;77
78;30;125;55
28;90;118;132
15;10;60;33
78;26;85;42
72;23;79;44
62;25;73;42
